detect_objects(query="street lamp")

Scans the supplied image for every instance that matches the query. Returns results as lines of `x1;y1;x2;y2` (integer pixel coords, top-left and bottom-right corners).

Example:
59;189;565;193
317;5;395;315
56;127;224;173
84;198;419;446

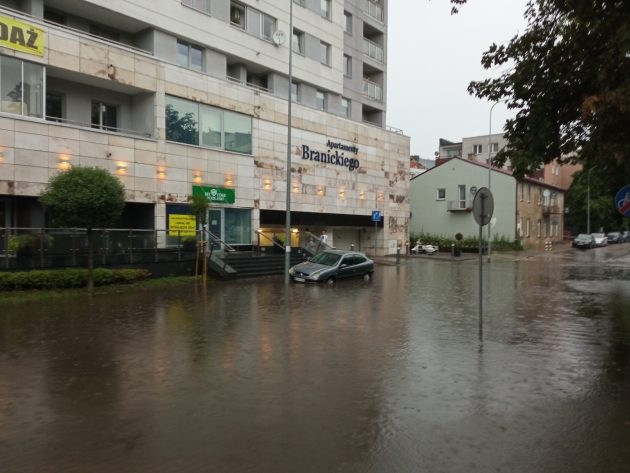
284;0;294;285
486;101;501;261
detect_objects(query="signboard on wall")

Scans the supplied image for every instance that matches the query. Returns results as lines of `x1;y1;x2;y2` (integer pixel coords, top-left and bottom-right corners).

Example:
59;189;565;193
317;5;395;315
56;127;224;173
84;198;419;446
168;214;196;237
192;185;235;204
0;15;45;57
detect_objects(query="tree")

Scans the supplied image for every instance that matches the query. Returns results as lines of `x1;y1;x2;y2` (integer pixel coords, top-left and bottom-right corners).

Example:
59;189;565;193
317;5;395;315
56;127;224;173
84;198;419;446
456;1;630;181
189;193;209;280
40;167;126;292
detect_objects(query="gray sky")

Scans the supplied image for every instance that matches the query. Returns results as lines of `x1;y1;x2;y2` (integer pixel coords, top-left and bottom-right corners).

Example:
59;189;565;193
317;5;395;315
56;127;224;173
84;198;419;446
387;0;528;159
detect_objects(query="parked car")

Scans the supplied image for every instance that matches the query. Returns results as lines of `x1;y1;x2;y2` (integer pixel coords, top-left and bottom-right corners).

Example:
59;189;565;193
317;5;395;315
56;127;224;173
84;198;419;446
289;250;374;284
411;241;439;255
606;232;622;244
573;234;595;249
621;231;630;243
592;233;608;247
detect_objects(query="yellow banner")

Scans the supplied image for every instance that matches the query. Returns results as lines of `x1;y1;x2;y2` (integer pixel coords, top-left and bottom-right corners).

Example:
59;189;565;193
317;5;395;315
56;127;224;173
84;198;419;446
0;15;45;57
169;214;196;237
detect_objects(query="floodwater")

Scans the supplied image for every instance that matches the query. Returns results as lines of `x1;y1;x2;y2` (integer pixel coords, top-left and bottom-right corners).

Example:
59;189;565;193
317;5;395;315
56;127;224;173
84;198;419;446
1;246;630;473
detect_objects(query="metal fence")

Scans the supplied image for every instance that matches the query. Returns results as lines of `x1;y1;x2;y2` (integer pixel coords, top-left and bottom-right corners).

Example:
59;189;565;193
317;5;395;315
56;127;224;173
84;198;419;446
0;227;208;270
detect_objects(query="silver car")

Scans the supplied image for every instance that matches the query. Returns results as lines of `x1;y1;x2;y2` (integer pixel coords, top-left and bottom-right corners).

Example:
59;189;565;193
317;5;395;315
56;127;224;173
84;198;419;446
289;250;374;284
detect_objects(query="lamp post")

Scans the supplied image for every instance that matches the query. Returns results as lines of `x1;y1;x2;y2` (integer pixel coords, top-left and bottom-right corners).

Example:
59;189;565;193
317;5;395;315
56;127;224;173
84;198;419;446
284;0;294;285
486;102;500;261
587;167;591;234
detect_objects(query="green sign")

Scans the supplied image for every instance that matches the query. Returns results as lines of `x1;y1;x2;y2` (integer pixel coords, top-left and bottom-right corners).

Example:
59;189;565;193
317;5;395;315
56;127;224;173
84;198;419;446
192;185;235;204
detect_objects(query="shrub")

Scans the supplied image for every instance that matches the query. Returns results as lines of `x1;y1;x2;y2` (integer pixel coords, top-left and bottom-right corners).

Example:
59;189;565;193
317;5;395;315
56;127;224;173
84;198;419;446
409;232;522;252
0;268;151;291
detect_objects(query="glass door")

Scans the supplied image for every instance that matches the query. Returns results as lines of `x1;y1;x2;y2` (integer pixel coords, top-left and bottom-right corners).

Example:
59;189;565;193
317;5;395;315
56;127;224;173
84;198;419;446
208;208;224;250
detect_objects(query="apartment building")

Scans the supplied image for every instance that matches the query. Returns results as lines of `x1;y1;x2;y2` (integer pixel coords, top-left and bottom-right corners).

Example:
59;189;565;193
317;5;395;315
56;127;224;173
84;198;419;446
0;0;409;255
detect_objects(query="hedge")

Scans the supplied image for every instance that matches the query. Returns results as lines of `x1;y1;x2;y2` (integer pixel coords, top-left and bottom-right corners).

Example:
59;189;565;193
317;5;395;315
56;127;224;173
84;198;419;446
410;232;523;252
0;268;151;291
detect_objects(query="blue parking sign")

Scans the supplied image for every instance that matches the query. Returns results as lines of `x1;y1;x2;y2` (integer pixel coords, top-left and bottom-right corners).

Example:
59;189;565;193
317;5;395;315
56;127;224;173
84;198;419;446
372;210;381;222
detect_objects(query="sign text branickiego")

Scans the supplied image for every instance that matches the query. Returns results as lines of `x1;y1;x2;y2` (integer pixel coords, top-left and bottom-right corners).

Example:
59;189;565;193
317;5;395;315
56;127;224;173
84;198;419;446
301;140;360;172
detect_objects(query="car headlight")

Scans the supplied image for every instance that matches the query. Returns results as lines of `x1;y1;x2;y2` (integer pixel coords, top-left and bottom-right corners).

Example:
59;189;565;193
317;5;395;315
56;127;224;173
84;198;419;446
289;267;295;275
310;270;324;280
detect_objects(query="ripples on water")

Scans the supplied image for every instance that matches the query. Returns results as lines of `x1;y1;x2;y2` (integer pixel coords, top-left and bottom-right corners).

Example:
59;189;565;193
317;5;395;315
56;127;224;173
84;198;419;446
1;251;629;472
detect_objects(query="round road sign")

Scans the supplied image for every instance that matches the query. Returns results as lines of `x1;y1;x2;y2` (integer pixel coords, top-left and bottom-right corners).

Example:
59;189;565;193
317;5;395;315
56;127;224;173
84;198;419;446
615;184;630;217
472;187;494;226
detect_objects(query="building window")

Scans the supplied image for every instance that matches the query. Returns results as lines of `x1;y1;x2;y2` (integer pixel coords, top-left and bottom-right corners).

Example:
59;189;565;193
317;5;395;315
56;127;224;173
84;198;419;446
177;40;203;71
321;0;331;19
519;182;524;201
293;0;305;6
436;188;446;200
166;95;252;154
341;97;350;118
291;81;300;103
490;142;499;153
527;184;531;202
182;0;211;14
231;2;275;41
315;90;327;111
344;54;352;77
537;220;542;238
0;56;44;118
473;144;483;154
458;185;466;209
292;29;305;54
91;101;117;131
320;41;331;66
344;11;352;34
46;92;64;122
526;218;531;238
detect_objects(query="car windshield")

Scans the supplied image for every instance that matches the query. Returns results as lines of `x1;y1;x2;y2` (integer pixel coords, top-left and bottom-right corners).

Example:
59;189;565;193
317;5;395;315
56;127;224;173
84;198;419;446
592;233;604;238
576;234;591;240
310;252;342;266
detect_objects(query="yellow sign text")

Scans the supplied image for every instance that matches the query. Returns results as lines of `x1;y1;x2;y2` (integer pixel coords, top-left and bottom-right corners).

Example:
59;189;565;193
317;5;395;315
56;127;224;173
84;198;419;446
0;15;45;57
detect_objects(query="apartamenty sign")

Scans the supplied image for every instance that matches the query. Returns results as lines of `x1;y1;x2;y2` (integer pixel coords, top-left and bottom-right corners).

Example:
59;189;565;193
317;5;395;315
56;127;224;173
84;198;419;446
301;139;361;172
192;185;236;204
0;15;45;57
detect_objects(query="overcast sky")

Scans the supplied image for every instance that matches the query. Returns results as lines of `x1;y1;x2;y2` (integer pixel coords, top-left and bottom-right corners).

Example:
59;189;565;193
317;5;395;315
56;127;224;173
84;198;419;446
387;0;529;159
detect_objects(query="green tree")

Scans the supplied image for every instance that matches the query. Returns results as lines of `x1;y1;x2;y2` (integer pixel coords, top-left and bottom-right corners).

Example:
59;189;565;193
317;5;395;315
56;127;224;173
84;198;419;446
565;168;630;234
455;0;630;181
40;167;126;292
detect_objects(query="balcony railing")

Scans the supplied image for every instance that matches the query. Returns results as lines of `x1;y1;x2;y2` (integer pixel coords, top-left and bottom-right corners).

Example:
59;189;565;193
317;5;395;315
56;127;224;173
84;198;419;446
363;79;383;101
44;116;152;138
447;200;473;212
366;0;384;22
363;38;384;63
542;204;561;215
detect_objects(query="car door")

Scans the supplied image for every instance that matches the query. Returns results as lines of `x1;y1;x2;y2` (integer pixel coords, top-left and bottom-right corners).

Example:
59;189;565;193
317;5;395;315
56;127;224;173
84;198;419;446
337;255;355;279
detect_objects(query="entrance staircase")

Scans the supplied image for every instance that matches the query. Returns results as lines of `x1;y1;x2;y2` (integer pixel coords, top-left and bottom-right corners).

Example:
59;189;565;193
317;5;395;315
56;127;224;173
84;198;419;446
210;249;309;278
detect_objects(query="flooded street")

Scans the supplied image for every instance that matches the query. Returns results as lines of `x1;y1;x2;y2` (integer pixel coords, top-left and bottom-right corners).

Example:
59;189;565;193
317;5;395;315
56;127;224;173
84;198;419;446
1;246;630;472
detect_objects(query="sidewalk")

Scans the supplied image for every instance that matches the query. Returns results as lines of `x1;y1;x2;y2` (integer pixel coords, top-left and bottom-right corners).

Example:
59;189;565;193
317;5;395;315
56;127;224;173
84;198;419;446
376;241;573;264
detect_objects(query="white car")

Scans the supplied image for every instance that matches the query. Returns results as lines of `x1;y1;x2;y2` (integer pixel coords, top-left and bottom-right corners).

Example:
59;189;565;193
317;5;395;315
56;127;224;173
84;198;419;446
591;233;607;247
411;241;439;255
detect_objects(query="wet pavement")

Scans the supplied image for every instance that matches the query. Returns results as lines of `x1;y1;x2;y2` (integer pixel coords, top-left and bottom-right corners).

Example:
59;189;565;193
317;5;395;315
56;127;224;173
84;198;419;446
1;244;630;472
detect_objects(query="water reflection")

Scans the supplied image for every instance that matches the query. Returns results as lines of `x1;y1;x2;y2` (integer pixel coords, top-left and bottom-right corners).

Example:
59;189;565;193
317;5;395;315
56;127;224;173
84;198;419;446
1;250;630;472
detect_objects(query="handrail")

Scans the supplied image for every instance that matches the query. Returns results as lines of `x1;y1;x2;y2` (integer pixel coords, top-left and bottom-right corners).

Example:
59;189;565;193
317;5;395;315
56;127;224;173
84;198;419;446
256;231;286;252
302;230;334;254
45;116;153;138
201;228;236;253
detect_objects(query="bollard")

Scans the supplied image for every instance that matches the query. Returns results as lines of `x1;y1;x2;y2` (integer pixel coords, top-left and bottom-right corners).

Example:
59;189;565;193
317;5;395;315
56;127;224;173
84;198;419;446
396;246;401;264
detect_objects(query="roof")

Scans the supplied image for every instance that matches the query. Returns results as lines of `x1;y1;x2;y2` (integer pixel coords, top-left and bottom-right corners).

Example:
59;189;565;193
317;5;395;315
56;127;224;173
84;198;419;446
410;157;566;193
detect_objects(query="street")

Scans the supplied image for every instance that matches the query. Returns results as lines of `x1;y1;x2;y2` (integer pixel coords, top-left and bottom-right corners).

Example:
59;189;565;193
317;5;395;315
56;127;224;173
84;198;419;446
1;244;629;472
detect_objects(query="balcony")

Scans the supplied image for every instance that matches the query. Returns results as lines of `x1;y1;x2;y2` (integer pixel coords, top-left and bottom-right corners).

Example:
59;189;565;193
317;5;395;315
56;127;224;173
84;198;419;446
447;200;473;212
362;79;383;101
363;38;384;63
366;0;384;22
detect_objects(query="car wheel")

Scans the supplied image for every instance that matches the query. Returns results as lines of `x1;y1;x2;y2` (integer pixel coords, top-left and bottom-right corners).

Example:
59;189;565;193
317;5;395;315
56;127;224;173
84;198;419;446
363;272;372;282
